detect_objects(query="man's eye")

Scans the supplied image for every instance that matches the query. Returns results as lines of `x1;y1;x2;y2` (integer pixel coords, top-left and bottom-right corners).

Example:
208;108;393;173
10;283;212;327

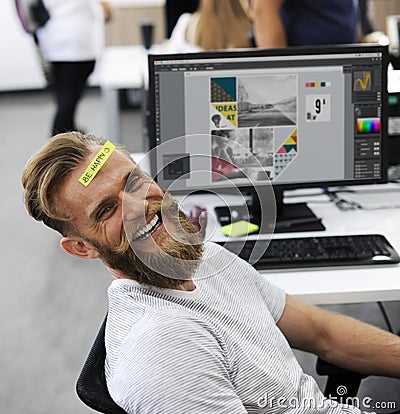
126;176;140;192
98;205;115;220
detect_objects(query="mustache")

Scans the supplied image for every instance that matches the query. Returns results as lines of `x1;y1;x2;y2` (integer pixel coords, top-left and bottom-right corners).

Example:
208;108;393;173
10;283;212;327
116;193;177;254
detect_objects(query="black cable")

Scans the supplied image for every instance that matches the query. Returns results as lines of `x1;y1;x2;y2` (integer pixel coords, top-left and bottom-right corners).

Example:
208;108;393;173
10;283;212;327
323;188;400;211
322;188;362;211
377;301;394;334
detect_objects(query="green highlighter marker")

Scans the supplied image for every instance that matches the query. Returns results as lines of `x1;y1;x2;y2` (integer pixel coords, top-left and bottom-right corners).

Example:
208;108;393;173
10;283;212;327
220;220;259;237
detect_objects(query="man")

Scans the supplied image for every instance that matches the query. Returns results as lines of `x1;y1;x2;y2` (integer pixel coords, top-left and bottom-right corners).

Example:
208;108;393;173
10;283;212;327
252;0;360;48
22;132;400;413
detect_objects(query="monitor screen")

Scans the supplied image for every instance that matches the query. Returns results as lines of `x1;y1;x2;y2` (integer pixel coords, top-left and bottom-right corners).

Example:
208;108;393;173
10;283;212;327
147;45;388;233
388;92;400;167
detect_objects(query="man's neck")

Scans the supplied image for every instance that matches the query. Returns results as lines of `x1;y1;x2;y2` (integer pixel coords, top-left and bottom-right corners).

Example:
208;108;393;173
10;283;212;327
107;266;196;291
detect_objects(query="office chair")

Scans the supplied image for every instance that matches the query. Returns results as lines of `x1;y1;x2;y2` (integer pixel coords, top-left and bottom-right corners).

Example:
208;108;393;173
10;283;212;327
76;316;368;414
76;316;127;414
316;358;367;399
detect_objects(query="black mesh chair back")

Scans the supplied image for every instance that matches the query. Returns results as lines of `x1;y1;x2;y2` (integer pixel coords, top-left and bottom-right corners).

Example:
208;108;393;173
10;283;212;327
76;316;128;414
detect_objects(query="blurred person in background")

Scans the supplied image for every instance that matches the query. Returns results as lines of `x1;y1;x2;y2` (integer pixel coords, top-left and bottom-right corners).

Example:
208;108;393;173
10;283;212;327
36;0;112;136
252;0;360;48
358;0;388;44
169;0;253;52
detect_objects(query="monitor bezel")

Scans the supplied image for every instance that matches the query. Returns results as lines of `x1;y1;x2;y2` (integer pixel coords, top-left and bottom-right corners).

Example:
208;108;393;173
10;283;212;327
147;44;389;193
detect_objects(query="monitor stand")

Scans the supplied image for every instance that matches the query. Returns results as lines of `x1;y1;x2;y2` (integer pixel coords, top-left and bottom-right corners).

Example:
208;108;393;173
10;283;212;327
251;188;326;234
213;187;325;234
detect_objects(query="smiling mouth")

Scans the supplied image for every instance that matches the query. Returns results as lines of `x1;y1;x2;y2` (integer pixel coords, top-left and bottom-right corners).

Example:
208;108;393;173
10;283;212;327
131;212;163;242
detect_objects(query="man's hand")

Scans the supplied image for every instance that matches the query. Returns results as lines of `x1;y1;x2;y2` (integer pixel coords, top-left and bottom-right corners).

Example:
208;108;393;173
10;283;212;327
188;206;208;240
278;294;400;378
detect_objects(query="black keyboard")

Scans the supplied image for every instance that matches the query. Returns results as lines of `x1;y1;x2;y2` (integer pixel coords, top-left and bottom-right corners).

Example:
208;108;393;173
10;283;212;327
218;234;400;270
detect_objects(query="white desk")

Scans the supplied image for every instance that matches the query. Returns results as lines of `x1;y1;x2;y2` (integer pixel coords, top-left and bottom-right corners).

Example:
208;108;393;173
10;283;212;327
176;184;400;306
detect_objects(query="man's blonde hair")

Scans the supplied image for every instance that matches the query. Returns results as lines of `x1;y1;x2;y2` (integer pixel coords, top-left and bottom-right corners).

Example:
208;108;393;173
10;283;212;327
22;132;129;236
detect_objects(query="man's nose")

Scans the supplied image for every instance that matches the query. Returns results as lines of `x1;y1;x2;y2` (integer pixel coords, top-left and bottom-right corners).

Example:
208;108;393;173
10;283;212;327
121;190;149;223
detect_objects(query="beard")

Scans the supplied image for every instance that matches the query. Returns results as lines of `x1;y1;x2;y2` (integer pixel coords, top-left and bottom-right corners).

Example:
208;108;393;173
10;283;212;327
88;193;204;289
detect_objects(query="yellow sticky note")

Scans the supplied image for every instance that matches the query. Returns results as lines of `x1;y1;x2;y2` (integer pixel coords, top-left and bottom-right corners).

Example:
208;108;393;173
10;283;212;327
79;141;116;186
220;220;259;237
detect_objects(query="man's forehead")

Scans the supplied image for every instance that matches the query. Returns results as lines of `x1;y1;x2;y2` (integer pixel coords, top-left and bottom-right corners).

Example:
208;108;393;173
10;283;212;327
80;145;136;176
62;147;133;196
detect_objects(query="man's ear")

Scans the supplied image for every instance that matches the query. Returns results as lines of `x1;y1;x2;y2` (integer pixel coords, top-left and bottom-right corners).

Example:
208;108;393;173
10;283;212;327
60;237;100;259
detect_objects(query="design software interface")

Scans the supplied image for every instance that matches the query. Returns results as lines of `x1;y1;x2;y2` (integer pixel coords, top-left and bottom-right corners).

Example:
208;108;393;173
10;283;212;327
151;48;385;192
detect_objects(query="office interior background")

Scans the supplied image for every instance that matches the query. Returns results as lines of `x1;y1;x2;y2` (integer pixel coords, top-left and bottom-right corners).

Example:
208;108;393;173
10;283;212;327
2;0;400;412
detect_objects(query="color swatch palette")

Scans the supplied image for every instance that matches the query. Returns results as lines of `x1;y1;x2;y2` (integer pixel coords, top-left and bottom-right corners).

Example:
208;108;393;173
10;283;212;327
357;118;380;134
305;81;331;88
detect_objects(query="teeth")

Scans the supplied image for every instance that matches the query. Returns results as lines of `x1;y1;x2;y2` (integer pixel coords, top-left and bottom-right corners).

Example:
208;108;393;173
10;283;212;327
132;214;160;241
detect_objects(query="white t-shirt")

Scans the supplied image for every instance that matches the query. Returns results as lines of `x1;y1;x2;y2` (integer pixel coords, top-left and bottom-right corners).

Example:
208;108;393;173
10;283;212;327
37;0;104;61
105;242;361;414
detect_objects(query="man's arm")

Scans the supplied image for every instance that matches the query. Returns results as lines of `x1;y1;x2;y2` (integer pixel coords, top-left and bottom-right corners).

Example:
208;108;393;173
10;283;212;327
277;294;400;377
253;0;287;48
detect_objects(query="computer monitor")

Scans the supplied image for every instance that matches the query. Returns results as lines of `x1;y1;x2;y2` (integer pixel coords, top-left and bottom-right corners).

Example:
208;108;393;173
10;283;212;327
388;92;400;167
147;45;388;234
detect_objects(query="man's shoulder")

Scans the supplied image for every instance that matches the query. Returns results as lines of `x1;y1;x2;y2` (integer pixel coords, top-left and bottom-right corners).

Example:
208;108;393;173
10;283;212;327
200;241;257;278
125;306;216;343
107;305;215;349
111;307;224;379
203;241;242;263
